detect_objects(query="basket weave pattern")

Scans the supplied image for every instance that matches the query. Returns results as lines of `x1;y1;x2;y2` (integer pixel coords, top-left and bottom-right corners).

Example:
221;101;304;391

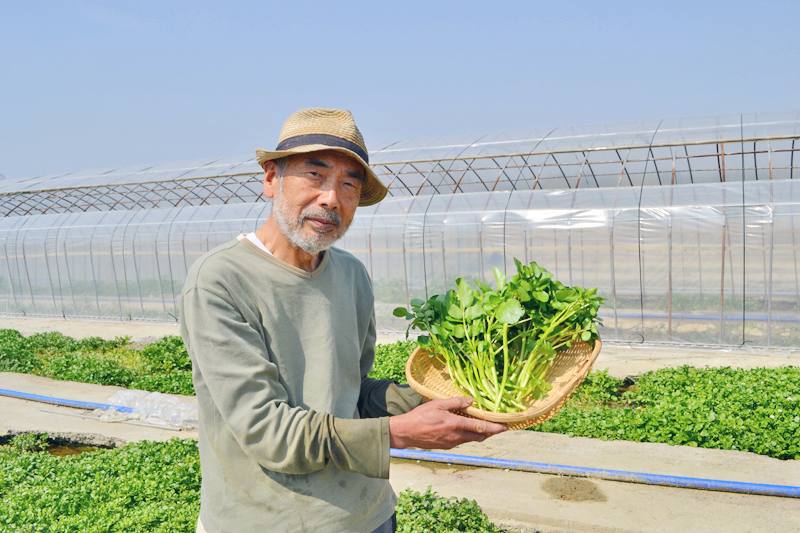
405;339;602;430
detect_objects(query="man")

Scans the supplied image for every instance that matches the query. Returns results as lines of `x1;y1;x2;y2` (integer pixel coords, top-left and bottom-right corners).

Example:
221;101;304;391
180;108;506;533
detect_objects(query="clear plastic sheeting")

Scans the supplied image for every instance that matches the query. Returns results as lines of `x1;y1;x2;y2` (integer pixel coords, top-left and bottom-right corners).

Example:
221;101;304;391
96;390;198;430
2;180;799;348
2;111;800;349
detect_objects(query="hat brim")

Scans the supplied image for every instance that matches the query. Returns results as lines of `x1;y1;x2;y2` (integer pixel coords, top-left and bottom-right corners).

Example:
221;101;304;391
255;145;387;207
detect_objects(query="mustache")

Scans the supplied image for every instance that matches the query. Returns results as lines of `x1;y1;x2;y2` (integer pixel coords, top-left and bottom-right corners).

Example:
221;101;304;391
300;208;342;228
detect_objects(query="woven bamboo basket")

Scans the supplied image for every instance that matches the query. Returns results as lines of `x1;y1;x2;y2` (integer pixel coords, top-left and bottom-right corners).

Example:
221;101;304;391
405;338;602;430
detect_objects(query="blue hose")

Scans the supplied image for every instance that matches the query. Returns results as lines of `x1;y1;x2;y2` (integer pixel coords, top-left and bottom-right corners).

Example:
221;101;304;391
390;449;800;499
4;387;798;498
0;388;137;413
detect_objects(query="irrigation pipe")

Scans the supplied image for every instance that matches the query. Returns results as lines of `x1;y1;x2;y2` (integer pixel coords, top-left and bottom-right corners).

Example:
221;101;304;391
4;388;798;498
0;388;192;430
389;449;800;499
0;388;138;413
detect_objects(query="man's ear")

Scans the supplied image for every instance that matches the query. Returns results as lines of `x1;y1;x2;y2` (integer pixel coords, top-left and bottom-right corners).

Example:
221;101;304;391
262;161;280;199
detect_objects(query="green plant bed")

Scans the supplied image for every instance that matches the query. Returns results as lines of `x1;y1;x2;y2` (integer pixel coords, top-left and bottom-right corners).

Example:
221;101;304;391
532;366;800;460
371;340;416;383
0;329;195;396
0;436;201;533
0;328;408;396
3;329;799;460
0;435;506;533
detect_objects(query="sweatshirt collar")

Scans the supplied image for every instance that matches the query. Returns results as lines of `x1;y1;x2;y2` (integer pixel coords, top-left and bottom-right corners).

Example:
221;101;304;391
237;233;330;279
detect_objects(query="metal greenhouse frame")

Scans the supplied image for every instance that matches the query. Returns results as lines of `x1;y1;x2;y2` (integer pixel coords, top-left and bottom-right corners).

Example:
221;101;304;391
1;110;799;348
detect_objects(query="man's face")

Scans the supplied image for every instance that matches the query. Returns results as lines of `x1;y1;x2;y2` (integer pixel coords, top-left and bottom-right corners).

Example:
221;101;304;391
265;150;365;255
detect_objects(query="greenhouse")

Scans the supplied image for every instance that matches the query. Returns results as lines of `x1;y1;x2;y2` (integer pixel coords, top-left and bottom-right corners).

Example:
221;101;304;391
1;110;799;348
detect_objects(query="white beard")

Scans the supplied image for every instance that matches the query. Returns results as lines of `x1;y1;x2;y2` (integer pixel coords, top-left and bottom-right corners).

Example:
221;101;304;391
271;179;350;255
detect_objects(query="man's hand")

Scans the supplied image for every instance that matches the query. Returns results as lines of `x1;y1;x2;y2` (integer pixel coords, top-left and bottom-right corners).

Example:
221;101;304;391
388;397;507;450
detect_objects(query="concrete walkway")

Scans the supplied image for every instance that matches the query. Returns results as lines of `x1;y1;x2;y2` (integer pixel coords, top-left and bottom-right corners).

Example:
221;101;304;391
0;371;198;447
390;431;800;533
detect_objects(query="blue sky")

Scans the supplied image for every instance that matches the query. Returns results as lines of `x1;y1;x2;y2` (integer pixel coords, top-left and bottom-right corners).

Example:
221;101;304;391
1;1;798;179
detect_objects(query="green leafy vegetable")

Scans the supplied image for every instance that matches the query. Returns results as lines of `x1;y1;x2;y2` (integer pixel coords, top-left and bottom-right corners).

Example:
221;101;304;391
0;436;506;532
535;366;800;460
395;259;604;413
396;486;504;533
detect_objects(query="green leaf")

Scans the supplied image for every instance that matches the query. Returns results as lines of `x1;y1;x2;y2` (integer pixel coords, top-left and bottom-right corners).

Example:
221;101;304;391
581;330;592;342
556;289;577;302
515;286;531;302
410;298;425;307
496;299;524;324
431;324;447;338
533;291;549;302
474;279;494;294
393;307;409;318
446;303;463;319
457;279;474;306
452;325;466;338
493;267;507;291
464;304;484;321
469;321;482;337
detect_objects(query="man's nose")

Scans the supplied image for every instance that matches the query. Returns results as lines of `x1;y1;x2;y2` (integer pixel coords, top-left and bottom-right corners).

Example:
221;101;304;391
317;185;340;209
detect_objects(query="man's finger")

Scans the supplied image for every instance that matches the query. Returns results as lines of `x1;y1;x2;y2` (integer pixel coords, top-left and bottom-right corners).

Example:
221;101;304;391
435;396;474;411
472;419;507;434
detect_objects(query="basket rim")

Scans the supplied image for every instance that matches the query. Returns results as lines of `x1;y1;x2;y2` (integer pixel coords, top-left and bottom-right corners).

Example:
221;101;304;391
405;338;602;423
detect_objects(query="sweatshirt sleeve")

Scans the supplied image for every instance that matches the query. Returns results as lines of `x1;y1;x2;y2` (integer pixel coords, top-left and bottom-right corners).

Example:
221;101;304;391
358;377;425;418
355;306;424;419
182;285;391;479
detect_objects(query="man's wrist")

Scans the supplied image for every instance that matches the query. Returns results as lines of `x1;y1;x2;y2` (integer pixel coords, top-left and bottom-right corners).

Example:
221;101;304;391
388;415;406;449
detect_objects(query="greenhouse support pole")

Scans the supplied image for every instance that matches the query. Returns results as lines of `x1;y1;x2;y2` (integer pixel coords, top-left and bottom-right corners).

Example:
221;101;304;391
401;216;410;309
107;213;126;319
767;141;775;347
566;155;589;288
718;144;727;344
2;225;21;314
39;223;58;314
49;220;67;315
719;215;727;343
87;211;109;317
500;152;523;276
668;148;677;340
609;149;633;341
58;215;78;316
19;226;37;314
739;120;746;347
637;123;664;344
163;203;188;321
152;212;169;320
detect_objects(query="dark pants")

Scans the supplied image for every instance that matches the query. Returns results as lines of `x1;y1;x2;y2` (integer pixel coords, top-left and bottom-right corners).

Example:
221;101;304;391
372;513;396;533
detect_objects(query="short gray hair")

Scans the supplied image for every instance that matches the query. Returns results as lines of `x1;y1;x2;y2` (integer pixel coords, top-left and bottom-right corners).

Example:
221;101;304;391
273;156;289;178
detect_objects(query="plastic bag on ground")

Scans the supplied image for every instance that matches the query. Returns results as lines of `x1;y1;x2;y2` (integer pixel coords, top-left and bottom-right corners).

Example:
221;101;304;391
94;390;198;430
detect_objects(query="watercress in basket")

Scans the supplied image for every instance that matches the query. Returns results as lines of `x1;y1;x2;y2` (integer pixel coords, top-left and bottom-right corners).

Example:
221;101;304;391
394;259;604;413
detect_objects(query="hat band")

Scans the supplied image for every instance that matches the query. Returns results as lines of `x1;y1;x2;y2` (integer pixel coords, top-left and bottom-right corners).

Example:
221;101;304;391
276;134;369;164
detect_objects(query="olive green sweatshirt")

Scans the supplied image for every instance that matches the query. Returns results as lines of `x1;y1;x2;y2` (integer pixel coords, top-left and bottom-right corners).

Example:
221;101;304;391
180;235;423;533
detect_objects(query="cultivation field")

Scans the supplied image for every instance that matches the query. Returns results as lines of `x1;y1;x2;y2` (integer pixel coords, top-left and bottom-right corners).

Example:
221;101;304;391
2;327;799;459
1;321;799;532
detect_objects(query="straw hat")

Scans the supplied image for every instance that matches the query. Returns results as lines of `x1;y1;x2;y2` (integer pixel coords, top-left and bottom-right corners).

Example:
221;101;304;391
255;108;387;206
